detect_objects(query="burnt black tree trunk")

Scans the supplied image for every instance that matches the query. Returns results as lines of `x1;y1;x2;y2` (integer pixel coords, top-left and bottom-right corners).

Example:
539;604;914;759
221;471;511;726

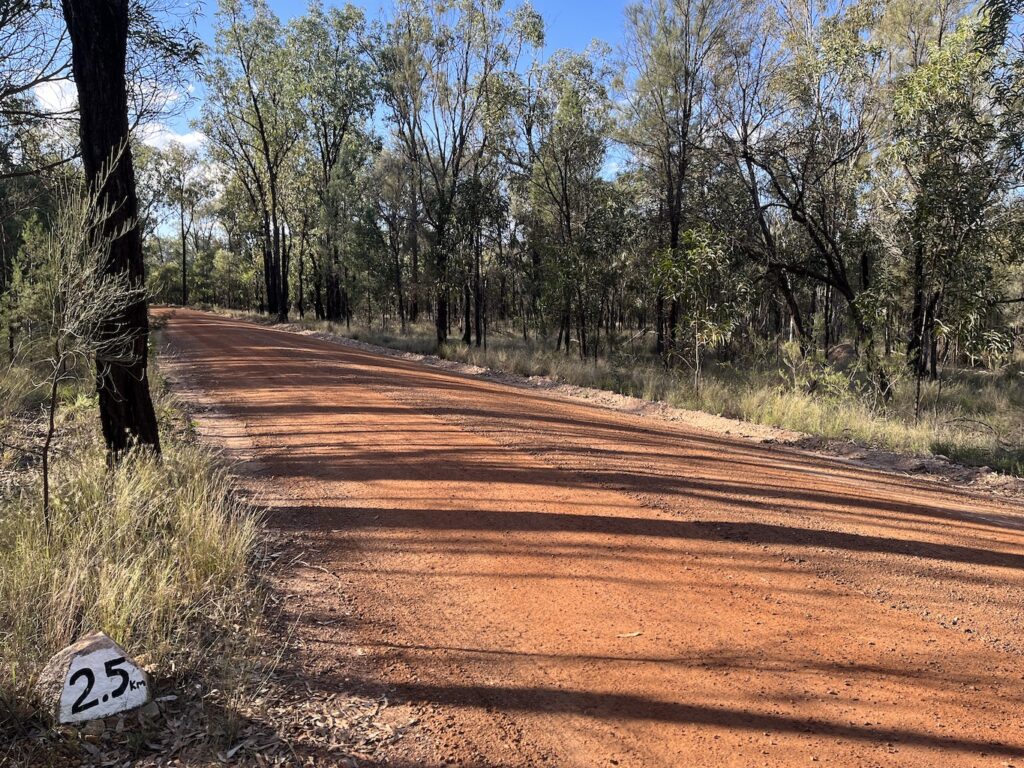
473;230;483;347
462;280;472;345
408;184;419;323
62;0;160;455
180;207;188;305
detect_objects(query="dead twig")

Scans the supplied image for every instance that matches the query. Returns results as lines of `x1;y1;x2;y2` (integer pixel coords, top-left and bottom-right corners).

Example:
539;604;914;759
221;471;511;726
0;438;41;456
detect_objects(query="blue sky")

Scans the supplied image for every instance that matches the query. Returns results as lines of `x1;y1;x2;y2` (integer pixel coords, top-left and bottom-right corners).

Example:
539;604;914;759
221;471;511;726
158;0;630;143
194;0;628;50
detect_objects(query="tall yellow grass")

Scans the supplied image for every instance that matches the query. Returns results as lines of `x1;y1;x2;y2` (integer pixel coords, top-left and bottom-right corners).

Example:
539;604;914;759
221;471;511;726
0;383;263;719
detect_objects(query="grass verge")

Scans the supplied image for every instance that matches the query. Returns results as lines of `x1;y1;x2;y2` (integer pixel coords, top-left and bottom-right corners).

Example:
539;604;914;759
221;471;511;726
0;358;267;762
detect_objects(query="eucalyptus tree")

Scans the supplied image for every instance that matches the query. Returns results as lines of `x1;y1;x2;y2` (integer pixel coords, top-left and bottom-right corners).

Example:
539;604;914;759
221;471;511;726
884;18;1021;384
379;0;538;344
202;0;301;321
367;149;413;331
322;132;378;326
722;0;894;380
60;0;161;453
279;147;319;318
212;174;266;308
289;1;375;322
156;141;208;305
448;166;505;345
715;6;812;345
655;226;746;387
516;48;615;357
617;0;735;356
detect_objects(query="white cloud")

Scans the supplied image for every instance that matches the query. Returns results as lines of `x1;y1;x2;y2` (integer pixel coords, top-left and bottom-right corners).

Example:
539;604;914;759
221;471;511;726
33;79;77;114
32;82;205;155
139;124;207;151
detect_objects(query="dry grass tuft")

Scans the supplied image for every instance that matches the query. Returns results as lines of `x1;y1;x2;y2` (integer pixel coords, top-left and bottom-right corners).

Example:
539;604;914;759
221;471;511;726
0;366;267;758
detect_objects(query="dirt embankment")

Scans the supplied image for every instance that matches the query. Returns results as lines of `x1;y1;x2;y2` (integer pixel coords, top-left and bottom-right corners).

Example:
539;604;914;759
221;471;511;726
243;315;1023;500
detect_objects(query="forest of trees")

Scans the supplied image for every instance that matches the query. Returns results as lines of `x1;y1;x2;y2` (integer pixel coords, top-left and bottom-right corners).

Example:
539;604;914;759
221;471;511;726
5;3;1024;762
4;0;1024;403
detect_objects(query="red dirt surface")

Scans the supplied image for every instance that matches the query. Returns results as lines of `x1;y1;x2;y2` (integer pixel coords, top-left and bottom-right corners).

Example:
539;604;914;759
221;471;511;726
159;308;1024;767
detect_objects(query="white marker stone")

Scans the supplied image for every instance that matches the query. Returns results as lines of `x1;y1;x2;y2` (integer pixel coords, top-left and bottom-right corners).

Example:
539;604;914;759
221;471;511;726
34;632;152;725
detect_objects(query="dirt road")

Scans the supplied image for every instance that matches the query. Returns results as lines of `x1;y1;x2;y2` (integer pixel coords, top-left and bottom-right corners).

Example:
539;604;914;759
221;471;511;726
159;309;1024;767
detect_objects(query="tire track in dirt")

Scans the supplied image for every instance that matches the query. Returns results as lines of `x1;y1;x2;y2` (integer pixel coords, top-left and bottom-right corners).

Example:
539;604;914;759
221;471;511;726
159;308;1024;767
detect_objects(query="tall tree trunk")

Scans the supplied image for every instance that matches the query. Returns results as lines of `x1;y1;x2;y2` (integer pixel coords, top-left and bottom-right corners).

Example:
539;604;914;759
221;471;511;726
180;211;188;306
324;243;342;321
473;231;483;347
297;226;306;318
665;212;680;360
62;0;160;455
393;239;406;333
462;280;472;345
434;227;448;344
312;254;325;319
655;292;665;355
343;263;352;330
926;292;940;381
823;286;832;357
270;223;286;322
408;186;419;323
908;240;927;377
278;218;290;322
262;211;277;317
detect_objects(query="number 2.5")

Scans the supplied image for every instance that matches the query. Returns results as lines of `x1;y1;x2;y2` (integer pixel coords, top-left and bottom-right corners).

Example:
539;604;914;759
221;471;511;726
69;657;131;715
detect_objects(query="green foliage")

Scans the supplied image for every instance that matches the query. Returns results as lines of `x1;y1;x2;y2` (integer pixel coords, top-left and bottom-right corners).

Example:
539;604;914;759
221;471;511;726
127;0;1023;396
657;228;748;381
110;0;1024;477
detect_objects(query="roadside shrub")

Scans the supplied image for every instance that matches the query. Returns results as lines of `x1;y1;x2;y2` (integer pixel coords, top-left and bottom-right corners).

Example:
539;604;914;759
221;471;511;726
0;394;263;716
